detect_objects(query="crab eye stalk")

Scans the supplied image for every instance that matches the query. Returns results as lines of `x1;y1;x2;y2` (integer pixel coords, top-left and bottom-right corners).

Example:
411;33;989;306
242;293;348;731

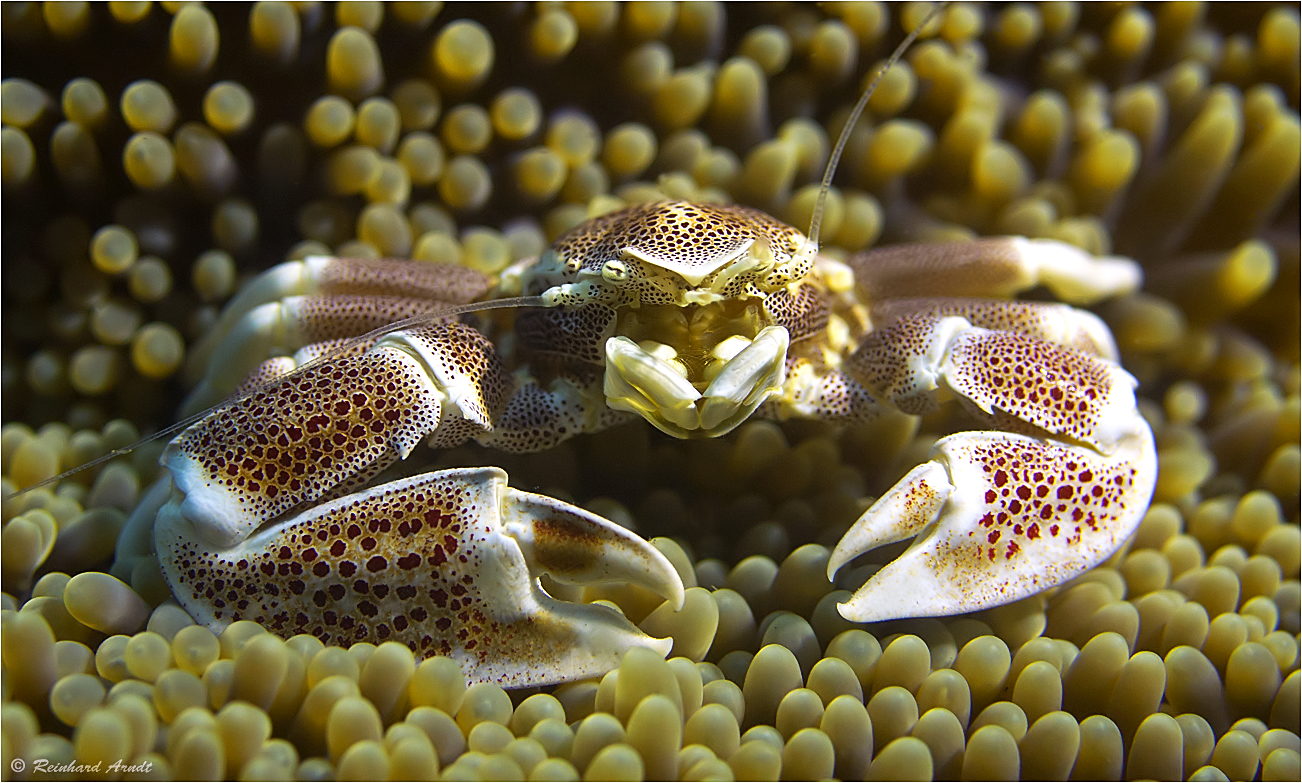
601;259;628;282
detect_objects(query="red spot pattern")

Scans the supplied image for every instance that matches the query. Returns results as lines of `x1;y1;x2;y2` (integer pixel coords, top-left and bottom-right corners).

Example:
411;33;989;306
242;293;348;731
957;437;1138;568
173;349;445;529
948;329;1115;447
158;471;548;676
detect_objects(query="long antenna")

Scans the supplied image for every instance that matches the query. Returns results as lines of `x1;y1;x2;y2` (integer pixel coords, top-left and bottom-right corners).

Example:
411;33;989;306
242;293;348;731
8;295;546;498
806;1;949;250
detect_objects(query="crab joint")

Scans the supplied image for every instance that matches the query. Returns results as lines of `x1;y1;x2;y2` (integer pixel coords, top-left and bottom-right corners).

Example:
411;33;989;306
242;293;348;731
603;326;789;437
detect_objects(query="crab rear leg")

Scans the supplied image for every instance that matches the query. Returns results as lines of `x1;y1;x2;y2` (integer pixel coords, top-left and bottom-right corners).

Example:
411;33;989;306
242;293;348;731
155;467;684;687
830;314;1157;622
183;256;492;414
848;236;1142;304
187;255;491;380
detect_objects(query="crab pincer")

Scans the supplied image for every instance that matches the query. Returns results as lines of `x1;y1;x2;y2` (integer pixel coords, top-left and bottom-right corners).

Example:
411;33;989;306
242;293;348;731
154;466;684;687
828;314;1158;622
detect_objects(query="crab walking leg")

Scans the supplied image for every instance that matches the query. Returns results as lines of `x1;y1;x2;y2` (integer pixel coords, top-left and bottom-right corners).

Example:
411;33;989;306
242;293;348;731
154;467;684;687
830;315;1157;621
848;237;1143;305
185;256;491;384
183;294;464;416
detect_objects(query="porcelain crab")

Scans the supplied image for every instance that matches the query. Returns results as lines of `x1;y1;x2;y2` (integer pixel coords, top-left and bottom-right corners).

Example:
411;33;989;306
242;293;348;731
113;196;1157;687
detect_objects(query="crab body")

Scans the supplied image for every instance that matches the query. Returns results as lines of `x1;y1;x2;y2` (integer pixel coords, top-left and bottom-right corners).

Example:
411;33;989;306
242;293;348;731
116;200;1158;687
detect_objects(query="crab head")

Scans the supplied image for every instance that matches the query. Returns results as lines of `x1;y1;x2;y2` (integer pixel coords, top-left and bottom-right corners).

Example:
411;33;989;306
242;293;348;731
512;201;825;438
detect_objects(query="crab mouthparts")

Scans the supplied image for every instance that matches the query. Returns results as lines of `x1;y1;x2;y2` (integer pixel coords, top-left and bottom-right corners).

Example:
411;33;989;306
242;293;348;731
602;326;790;438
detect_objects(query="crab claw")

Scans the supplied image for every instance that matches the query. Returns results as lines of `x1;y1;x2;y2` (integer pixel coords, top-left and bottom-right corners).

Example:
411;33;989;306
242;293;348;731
155;467;684;687
829;428;1156;623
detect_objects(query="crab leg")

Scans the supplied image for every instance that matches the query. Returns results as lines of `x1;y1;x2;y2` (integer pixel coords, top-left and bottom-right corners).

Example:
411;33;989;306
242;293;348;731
154;467;684;687
830;314;1157;622
165;320;627;548
229;337;378;398
183;256;492;413
766;296;1123;426
762;356;883;426
848;236;1142;305
184;295;457;415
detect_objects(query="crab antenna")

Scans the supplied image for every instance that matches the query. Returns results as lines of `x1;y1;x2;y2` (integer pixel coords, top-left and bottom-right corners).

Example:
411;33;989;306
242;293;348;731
806;1;949;251
8;295;547;498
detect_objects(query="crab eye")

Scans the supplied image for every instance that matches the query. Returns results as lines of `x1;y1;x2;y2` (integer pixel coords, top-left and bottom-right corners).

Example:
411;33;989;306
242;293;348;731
601;260;628;282
564;256;582;273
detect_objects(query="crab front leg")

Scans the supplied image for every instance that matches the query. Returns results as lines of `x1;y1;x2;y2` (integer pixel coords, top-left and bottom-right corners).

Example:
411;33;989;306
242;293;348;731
155;466;684;687
765;295;1127;427
829;312;1157;622
145;318;679;684
163;320;500;546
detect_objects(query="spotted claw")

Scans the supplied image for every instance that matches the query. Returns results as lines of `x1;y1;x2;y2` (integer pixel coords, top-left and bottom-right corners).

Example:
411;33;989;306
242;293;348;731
829;428;1157;623
154;466;685;687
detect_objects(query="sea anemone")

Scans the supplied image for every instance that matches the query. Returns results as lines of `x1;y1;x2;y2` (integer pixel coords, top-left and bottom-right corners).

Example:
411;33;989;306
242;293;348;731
2;3;1298;781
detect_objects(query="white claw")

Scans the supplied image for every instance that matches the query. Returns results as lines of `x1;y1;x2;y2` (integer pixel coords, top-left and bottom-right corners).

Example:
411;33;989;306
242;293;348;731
502;488;686;611
154;467;683;687
827;461;952;580
834;427;1157;624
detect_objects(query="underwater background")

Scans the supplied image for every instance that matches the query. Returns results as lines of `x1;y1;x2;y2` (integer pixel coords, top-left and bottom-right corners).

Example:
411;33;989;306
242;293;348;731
1;2;1299;780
